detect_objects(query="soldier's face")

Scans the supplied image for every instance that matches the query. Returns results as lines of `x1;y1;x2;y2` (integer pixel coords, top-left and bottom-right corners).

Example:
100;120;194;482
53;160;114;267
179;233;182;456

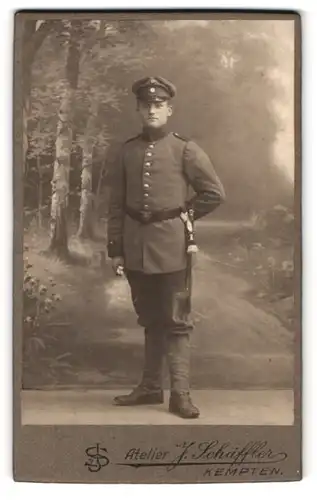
137;100;172;128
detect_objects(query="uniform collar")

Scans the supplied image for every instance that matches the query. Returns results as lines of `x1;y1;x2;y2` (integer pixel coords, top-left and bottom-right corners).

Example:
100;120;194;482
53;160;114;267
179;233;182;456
141;125;169;142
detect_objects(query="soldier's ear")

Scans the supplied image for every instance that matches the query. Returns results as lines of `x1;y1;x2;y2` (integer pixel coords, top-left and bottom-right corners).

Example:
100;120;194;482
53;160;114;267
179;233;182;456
167;103;173;117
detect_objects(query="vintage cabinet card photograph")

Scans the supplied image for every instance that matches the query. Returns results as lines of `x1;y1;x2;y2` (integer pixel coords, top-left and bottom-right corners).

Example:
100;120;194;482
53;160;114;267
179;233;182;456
13;10;301;483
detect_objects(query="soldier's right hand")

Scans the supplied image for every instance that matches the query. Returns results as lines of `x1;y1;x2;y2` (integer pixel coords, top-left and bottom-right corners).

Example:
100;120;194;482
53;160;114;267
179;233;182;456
111;257;125;276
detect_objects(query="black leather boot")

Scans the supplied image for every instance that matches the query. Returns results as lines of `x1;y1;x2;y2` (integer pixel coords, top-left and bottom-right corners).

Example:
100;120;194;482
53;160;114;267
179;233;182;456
169;391;200;418
166;334;200;419
113;386;164;406
113;329;165;406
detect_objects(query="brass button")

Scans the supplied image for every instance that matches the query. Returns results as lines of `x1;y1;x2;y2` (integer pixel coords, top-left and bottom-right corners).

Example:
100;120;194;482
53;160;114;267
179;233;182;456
146;152;152;157
144;204;149;209
145;162;151;167
145;172;150;176
149;144;154;148
144;193;149;197
144;184;149;188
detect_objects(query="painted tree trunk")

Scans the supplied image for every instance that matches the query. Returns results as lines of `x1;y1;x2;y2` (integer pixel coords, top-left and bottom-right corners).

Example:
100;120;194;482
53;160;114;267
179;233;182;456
77;21;105;240
49;85;73;256
49;21;81;257
77;114;96;239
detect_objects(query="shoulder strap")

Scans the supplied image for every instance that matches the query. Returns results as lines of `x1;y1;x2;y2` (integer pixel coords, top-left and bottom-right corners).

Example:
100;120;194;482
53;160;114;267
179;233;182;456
173;131;189;142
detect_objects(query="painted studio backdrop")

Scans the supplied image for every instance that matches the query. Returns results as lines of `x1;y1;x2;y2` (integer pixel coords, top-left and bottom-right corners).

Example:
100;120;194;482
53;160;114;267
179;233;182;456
22;19;295;393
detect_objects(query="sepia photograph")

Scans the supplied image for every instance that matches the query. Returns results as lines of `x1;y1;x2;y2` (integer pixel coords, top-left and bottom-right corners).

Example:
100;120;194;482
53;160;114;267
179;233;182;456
16;13;298;433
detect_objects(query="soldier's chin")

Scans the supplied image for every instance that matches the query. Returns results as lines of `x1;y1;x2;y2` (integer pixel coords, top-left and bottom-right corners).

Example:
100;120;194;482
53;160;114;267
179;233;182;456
146;119;160;128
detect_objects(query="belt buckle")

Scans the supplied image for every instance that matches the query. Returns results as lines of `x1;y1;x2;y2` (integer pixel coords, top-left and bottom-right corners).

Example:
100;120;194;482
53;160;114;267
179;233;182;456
140;210;152;223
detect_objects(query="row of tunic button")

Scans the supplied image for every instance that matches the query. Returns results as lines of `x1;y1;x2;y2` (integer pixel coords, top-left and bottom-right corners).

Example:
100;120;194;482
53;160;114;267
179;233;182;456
143;144;154;208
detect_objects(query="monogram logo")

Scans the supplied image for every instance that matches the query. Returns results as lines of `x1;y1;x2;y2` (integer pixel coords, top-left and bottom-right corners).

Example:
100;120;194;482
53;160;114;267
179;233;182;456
84;443;110;472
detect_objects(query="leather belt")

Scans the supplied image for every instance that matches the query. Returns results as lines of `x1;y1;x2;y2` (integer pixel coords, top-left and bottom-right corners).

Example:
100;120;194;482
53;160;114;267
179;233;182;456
125;206;182;224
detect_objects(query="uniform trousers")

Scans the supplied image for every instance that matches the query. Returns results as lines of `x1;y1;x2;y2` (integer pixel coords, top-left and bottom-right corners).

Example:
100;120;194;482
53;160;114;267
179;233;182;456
126;269;193;334
125;269;194;393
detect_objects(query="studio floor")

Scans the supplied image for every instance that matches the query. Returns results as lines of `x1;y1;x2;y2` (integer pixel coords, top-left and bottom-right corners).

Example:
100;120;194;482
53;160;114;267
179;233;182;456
21;389;294;426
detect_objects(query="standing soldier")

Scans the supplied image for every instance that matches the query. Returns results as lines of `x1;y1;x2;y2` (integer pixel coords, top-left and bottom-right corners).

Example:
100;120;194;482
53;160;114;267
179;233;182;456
107;76;225;418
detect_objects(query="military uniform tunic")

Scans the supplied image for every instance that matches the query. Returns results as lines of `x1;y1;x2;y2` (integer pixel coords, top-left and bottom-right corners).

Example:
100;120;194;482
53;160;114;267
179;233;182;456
107;128;225;274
